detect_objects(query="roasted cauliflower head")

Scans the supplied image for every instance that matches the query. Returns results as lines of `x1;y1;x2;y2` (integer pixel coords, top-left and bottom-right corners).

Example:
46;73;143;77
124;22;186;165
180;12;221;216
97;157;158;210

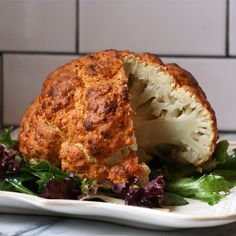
18;50;218;184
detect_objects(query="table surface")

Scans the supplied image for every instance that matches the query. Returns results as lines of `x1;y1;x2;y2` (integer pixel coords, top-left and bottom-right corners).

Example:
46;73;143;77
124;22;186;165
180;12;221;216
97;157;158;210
0;214;236;236
1;132;236;235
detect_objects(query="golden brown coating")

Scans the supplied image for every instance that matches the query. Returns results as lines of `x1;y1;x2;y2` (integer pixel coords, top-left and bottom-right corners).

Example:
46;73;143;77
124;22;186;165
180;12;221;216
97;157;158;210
19;97;62;165
108;152;149;184
19;50;149;184
19;49;218;183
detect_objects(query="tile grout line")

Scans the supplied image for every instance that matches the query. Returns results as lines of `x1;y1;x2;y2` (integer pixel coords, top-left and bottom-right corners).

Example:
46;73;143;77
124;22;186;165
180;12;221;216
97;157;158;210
0;51;79;56
76;0;79;53
226;0;230;56
0;51;236;59
219;130;236;134
155;55;235;59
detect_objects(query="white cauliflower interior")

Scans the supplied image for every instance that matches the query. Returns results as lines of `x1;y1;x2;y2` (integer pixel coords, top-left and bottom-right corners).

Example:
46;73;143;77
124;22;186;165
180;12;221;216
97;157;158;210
124;57;214;166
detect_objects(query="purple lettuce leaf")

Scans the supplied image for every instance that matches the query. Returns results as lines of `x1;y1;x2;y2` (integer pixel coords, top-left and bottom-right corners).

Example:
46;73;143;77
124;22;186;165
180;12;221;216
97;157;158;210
112;175;165;208
39;176;81;199
0;144;21;180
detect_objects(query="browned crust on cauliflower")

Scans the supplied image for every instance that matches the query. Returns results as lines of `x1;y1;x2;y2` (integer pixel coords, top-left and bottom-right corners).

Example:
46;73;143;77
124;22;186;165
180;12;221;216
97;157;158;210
18;49;218;183
18;97;62;165
108;152;148;184
19;50;148;184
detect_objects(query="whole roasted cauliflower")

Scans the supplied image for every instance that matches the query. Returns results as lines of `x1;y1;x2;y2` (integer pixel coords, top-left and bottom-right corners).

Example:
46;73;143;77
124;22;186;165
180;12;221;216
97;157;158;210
18;50;218;184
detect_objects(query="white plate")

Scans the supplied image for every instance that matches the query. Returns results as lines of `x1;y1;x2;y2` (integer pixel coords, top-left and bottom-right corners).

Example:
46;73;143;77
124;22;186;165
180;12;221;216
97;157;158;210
2;133;236;230
1;189;236;230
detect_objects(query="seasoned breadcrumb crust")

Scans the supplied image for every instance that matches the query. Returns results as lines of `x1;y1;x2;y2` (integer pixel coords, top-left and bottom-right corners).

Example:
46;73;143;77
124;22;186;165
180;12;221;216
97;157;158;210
18;50;218;184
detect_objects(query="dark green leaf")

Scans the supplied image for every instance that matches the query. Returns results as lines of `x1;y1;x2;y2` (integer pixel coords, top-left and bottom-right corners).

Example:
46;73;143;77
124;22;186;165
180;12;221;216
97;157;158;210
213;140;229;162
213;170;236;187
22;161;66;176
0;180;16;191
29;162;51;172
213;140;236;170
162;192;189;206
5;176;36;195
216;158;236;170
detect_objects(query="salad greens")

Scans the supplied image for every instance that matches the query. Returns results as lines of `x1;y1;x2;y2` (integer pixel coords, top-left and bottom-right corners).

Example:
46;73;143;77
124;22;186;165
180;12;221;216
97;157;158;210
0;128;236;207
162;192;188;206
111;176;164;207
166;174;230;205
0;127;18;148
214;140;236;170
161;140;236;205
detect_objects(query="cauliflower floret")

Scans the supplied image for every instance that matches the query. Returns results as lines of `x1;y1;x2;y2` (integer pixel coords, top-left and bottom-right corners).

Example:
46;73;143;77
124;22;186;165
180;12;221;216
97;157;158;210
125;56;217;166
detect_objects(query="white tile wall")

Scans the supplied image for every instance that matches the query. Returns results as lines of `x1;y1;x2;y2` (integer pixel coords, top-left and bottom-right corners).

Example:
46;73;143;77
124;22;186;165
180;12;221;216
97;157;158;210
0;0;76;52
3;54;77;125
0;0;235;131
79;0;226;55
229;0;236;56
163;57;236;131
220;133;236;141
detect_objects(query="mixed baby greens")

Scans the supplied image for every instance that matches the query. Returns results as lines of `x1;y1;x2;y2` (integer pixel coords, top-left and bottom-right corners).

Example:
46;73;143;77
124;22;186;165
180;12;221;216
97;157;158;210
0;127;236;208
163;140;236;205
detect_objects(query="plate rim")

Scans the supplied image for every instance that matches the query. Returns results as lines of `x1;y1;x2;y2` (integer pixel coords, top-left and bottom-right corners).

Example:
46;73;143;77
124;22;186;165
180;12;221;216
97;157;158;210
1;190;236;222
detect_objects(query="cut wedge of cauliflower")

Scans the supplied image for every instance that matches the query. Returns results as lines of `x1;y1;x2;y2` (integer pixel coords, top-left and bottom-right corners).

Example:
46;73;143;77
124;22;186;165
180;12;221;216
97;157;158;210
19;50;218;184
124;56;218;166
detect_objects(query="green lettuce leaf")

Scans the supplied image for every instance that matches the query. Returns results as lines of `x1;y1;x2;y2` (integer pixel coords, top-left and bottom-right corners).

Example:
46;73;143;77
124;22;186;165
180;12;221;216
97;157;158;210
166;174;231;205
20;161;69;193
0;127;18;148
